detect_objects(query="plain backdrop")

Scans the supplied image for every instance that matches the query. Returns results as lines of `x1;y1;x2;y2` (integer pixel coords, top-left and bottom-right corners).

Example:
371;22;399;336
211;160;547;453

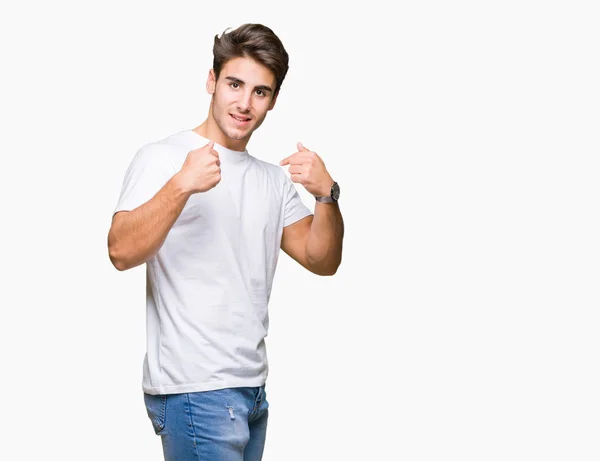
1;1;599;460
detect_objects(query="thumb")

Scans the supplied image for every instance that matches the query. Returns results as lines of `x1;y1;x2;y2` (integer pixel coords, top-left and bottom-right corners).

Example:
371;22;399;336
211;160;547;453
206;140;219;157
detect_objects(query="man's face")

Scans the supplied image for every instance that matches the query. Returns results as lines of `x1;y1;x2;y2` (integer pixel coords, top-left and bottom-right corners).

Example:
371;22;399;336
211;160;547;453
207;56;278;149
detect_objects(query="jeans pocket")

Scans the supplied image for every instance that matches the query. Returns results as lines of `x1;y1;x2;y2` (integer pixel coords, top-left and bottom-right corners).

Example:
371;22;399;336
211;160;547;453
143;393;167;435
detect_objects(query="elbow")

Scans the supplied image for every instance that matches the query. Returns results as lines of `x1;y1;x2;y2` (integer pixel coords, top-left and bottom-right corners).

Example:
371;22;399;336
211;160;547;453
108;236;150;271
311;259;341;276
108;244;129;271
305;249;342;276
323;262;341;276
108;232;131;271
111;256;128;272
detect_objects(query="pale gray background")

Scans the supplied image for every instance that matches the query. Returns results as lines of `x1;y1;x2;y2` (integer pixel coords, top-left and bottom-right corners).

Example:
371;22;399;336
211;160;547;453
1;0;599;460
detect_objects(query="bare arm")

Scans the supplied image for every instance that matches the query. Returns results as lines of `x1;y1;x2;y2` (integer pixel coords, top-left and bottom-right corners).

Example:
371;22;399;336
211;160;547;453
279;142;345;275
281;201;344;276
306;201;344;274
108;140;221;271
108;174;191;271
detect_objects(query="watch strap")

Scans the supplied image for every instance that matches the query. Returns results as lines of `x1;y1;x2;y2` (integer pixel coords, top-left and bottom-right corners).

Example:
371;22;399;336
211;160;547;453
315;195;335;203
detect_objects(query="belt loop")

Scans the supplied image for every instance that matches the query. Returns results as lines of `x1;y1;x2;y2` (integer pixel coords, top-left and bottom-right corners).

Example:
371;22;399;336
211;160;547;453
255;385;263;405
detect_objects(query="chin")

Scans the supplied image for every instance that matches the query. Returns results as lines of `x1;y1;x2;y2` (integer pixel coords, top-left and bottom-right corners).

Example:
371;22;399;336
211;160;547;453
226;122;255;140
225;129;251;141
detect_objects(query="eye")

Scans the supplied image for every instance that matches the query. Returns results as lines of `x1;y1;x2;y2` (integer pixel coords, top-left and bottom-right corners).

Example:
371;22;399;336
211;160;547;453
256;89;265;97
230;82;240;89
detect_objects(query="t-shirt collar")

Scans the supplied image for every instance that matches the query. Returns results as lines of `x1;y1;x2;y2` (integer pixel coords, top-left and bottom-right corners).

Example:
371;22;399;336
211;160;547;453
186;130;249;165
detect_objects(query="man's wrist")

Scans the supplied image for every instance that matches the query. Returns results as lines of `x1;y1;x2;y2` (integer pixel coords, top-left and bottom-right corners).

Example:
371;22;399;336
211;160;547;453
315;181;340;203
170;172;194;198
314;181;333;198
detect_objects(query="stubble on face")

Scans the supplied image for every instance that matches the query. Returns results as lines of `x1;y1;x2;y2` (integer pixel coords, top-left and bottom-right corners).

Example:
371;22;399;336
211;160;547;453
211;91;256;142
206;57;277;150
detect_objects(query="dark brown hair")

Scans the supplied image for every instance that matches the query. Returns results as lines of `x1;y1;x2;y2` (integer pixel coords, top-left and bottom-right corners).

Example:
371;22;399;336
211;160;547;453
213;23;289;94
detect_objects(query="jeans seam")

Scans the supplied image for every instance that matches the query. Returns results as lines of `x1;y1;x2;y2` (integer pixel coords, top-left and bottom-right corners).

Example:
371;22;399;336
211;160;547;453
185;393;202;461
158;395;167;433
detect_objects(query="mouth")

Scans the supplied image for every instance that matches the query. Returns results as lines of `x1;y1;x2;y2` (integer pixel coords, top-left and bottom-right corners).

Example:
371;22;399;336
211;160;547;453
230;114;251;125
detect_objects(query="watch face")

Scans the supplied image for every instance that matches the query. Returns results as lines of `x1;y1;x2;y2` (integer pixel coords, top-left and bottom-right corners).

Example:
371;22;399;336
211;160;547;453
331;182;340;200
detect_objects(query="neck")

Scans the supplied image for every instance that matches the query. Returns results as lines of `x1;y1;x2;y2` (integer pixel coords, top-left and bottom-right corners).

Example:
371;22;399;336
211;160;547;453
193;108;249;152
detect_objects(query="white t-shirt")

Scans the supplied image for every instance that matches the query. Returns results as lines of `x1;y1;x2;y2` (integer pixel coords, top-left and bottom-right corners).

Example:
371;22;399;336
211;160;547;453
114;129;313;395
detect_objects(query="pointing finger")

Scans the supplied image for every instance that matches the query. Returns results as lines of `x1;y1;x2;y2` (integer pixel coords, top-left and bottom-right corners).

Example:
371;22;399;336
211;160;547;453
297;141;309;152
280;153;305;166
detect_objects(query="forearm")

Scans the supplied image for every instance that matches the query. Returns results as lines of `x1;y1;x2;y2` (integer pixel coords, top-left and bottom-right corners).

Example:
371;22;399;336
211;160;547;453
305;202;344;275
108;173;191;271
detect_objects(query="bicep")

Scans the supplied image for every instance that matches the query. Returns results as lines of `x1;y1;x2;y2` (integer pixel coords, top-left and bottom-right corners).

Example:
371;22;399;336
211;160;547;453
280;215;313;269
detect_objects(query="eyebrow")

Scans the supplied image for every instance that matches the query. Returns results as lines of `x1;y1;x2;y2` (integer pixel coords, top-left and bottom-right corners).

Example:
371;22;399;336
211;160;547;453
224;76;273;93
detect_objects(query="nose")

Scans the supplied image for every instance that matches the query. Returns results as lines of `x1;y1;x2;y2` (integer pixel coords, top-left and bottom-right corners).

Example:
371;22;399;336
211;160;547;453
237;91;252;113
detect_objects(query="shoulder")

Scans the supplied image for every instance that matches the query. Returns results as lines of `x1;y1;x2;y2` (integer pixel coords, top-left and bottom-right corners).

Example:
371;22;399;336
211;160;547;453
130;132;186;171
250;156;288;184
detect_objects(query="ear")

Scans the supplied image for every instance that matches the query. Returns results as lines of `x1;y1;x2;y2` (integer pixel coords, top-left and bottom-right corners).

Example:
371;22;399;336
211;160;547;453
268;91;279;111
206;69;216;95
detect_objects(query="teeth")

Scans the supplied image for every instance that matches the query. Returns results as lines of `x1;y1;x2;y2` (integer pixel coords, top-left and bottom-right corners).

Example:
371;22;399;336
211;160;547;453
233;115;249;122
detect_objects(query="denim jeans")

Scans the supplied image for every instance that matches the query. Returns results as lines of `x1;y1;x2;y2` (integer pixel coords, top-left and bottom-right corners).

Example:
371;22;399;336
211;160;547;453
143;385;269;461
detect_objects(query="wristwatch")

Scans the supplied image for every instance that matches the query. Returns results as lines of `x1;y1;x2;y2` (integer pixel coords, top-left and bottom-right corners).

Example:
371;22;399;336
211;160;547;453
315;181;340;203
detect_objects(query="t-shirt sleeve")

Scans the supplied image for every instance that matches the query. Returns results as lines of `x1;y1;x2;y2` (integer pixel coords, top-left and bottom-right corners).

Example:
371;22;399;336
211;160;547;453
283;174;313;227
113;145;175;215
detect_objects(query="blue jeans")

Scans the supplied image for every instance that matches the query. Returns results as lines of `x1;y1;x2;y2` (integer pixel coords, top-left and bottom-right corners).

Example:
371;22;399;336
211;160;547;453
143;385;269;461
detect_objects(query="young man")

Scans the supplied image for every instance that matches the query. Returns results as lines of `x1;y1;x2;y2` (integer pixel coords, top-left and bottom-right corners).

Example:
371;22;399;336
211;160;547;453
108;23;344;461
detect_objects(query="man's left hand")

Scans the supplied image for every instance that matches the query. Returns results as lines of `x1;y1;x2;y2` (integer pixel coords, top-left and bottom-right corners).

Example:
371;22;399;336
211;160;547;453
280;142;334;197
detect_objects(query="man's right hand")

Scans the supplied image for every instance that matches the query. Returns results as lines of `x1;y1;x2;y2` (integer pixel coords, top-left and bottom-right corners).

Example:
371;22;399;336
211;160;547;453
176;141;222;194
